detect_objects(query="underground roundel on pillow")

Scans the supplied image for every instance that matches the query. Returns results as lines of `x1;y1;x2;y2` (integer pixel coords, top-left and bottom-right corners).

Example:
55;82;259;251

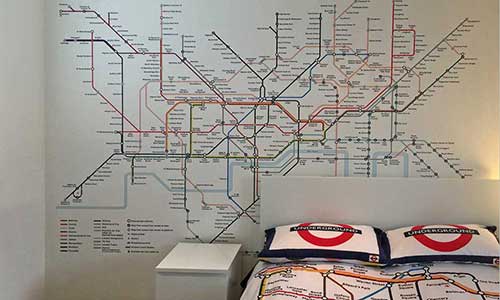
387;224;500;265
294;223;358;247
258;223;390;266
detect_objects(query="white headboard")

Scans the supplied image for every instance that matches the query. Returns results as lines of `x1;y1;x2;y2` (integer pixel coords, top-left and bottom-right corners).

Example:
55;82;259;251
260;177;499;230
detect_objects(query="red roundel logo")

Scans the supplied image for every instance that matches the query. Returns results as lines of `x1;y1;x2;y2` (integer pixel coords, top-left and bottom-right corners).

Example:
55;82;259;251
296;223;356;247
410;225;474;252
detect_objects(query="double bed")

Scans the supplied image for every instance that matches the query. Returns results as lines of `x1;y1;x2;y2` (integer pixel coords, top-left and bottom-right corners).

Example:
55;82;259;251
240;177;500;300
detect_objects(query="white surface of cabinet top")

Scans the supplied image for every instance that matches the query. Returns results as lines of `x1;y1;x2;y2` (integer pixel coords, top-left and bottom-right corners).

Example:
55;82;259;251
155;243;242;274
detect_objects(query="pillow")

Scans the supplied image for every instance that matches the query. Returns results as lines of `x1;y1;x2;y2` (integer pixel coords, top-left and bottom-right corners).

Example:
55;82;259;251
258;223;390;266
387;224;500;265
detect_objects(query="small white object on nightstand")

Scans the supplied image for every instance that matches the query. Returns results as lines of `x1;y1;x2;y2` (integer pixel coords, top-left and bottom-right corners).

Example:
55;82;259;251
155;243;242;300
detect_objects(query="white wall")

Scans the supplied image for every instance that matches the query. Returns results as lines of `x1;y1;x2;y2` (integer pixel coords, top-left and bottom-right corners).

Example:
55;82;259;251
0;1;45;300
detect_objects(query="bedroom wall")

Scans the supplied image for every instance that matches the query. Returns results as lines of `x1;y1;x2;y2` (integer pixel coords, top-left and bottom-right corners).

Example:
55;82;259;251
44;1;499;299
0;1;46;299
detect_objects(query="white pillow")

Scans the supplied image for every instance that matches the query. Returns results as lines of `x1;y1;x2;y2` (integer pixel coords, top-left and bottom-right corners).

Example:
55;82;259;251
387;224;500;265
258;222;390;266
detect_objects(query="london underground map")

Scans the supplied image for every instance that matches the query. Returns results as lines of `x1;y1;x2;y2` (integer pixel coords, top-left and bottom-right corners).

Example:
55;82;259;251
45;0;499;299
241;262;500;300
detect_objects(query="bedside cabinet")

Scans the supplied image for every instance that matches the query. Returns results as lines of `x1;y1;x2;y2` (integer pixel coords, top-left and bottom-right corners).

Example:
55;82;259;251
155;243;242;300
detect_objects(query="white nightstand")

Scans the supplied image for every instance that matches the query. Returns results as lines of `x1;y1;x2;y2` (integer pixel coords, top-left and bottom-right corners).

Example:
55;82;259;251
155;243;242;300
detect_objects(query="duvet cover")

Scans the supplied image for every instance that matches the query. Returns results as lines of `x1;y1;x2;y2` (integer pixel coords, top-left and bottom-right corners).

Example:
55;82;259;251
241;261;499;300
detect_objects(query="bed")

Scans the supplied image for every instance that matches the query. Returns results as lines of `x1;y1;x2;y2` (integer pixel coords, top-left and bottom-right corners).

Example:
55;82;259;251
241;177;500;300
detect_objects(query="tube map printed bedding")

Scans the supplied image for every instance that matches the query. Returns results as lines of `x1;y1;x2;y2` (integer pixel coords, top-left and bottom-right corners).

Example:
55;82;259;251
241;261;499;300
